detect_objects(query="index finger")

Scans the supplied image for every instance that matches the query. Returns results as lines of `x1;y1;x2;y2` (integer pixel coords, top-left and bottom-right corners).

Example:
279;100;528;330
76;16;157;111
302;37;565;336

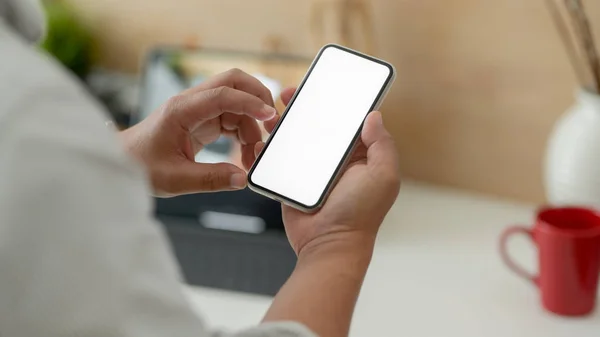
264;87;296;133
183;68;275;108
280;87;296;106
169;87;277;128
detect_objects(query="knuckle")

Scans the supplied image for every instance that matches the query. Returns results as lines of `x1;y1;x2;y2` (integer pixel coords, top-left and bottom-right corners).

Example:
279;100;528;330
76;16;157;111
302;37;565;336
388;173;402;191
165;94;184;107
210;86;228;99
200;170;227;190
375;174;400;201
377;167;401;192
227;67;244;78
207;86;229;110
163;95;185;115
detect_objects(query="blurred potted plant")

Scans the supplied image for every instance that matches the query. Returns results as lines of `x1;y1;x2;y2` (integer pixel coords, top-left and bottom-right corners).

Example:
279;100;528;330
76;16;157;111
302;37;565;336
40;0;95;79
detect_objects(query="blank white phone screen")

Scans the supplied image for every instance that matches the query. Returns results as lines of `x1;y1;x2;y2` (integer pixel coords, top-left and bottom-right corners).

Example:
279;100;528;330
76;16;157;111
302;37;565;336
250;46;391;207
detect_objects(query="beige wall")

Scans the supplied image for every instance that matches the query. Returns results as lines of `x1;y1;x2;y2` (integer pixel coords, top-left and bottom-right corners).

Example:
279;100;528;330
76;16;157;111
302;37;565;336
64;0;600;203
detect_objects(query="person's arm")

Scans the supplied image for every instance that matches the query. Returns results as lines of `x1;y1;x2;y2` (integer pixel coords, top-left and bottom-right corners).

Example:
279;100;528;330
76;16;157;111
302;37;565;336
264;235;374;337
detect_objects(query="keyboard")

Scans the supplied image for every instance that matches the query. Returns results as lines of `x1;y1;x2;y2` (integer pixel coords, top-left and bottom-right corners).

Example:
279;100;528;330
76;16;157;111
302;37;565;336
159;215;297;296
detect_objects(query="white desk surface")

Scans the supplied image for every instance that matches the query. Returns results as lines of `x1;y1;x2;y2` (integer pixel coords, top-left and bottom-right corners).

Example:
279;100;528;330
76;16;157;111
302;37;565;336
184;181;600;337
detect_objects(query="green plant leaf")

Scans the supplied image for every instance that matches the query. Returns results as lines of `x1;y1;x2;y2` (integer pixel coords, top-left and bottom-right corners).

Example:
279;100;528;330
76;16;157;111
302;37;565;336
40;1;95;78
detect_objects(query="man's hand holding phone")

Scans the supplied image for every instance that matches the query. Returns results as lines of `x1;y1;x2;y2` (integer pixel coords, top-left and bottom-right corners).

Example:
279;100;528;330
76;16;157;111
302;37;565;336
258;88;400;337
256;88;401;258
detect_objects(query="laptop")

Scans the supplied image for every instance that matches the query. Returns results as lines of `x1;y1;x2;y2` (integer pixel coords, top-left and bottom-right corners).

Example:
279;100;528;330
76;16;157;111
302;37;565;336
133;47;310;296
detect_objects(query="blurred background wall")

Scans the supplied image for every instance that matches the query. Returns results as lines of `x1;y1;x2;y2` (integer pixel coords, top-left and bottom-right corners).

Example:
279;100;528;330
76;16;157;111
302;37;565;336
60;0;600;203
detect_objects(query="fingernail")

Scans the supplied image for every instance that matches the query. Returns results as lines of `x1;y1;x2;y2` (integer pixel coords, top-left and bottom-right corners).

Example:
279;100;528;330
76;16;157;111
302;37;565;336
230;173;247;189
261;105;277;120
222;124;236;131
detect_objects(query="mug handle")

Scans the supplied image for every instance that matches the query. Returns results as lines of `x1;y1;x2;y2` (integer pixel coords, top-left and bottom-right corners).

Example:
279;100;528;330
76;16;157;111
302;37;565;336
499;226;539;286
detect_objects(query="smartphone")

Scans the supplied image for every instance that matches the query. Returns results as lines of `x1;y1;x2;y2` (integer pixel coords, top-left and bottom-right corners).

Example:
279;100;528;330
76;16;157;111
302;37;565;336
248;44;396;212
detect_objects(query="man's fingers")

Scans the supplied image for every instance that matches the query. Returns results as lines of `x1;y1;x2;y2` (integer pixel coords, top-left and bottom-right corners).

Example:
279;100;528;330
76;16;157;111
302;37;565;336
280;87;296;106
263;88;295;133
263;115;280;134
220;114;262;170
361;111;400;177
183;68;275;108
348;140;368;163
241;143;257;171
254;141;265;157
170;87;276;128
170;162;248;194
221;113;262;145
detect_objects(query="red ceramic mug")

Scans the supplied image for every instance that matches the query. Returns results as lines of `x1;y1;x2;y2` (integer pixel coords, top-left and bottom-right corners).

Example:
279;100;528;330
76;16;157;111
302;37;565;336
500;207;600;316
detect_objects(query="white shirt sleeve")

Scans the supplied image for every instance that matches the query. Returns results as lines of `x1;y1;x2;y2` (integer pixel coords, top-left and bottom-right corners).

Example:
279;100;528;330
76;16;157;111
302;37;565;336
0;25;315;337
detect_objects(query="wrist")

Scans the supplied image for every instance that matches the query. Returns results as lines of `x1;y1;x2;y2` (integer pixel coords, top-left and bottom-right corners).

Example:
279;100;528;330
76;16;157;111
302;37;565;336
296;232;376;272
118;128;141;161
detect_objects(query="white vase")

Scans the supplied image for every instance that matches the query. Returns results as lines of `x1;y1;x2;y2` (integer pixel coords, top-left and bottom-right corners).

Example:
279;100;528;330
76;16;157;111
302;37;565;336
545;89;600;207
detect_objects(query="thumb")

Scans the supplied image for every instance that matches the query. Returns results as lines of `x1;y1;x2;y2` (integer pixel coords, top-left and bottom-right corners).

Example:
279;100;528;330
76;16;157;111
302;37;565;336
361;111;400;176
170;162;248;194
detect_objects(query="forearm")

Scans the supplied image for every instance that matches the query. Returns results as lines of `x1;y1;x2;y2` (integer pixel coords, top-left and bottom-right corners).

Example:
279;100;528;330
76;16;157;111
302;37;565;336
263;235;375;337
